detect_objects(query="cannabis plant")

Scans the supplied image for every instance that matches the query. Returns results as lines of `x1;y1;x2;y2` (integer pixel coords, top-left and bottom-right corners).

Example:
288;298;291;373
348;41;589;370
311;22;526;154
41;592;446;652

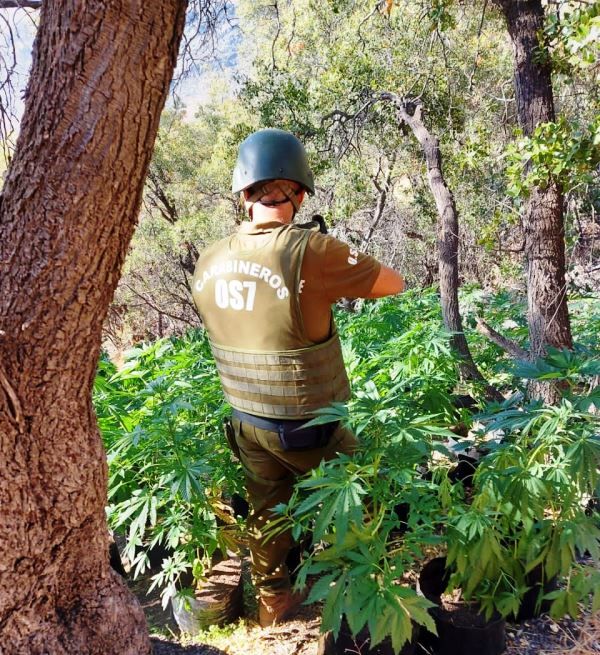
269;376;460;653
445;349;600;619
95;332;244;607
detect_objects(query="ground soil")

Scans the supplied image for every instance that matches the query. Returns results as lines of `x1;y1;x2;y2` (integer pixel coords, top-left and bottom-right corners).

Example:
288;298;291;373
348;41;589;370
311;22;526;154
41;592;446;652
130;555;323;655
127;561;599;655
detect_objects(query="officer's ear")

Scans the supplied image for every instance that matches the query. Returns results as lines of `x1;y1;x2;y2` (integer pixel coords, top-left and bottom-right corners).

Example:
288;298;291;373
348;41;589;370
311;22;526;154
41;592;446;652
296;188;306;207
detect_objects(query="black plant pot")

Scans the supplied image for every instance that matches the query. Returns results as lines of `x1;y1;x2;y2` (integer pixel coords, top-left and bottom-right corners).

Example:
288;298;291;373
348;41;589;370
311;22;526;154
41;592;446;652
392;502;411;534
451;395;478;412
108;534;128;578
418;557;450;604
428;603;506;655
146;542;175;570
515;565;558;622
585;495;599;516
418;558;506;655
448;453;481;488
420;467;433;482
230;492;250;519
318;618;419;655
417;557;448;654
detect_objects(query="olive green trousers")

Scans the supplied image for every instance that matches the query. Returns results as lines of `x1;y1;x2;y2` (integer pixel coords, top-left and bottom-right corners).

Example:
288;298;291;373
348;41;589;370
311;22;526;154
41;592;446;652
229;417;358;598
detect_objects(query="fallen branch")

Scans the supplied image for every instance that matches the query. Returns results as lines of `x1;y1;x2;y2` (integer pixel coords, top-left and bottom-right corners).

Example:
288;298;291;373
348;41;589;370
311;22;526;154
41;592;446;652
476;318;529;360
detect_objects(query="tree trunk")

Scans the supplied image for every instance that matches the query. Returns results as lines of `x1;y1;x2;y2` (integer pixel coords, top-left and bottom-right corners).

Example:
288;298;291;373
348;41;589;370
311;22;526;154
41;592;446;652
386;96;500;398
494;0;573;400
0;1;186;653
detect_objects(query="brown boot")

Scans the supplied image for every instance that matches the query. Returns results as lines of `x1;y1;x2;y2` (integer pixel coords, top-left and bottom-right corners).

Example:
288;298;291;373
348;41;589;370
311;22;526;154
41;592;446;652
258;589;307;627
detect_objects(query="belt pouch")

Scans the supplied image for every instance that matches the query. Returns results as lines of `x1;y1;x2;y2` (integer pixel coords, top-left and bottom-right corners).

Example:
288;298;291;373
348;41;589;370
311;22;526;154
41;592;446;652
278;422;338;452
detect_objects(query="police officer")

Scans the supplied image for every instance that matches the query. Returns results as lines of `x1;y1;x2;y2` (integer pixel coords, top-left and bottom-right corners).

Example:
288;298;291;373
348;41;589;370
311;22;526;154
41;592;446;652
191;128;404;627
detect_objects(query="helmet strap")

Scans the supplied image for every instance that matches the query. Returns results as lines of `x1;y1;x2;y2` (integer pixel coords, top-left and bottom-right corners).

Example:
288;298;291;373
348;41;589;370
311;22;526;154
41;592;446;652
245;181;302;218
278;182;301;213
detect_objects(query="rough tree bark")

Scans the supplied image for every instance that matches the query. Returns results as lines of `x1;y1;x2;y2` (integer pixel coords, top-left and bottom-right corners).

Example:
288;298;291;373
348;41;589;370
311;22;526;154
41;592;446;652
494;0;573;400
380;93;500;399
0;1;186;653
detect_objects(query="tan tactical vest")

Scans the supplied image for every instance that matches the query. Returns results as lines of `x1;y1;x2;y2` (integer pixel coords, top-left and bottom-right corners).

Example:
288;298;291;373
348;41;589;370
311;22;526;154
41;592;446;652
192;223;351;419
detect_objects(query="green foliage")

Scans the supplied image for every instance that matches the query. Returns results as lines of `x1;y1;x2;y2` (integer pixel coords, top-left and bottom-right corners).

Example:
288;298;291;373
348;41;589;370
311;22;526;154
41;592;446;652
546;3;600;70
271;451;444;649
505;116;600;197
447;383;600;619
96;286;599;645
264;290;599;647
95;332;244;607
426;0;457;32
513;345;600;389
266;293;467;650
339;291;458;390
568;296;600;351
444;344;600;618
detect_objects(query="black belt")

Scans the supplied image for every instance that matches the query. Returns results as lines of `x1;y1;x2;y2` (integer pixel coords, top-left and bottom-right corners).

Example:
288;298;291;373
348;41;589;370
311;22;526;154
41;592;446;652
231;408;338;451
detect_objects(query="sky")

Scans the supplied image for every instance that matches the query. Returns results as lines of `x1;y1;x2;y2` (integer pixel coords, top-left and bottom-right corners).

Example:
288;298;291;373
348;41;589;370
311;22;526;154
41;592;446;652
0;8;37;126
0;4;240;132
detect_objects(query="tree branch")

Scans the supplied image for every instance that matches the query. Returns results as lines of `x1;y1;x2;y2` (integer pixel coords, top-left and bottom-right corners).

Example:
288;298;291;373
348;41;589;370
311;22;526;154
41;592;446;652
146;167;179;223
476;318;529;360
383;95;487;380
121;284;197;327
468;0;488;91
360;150;396;251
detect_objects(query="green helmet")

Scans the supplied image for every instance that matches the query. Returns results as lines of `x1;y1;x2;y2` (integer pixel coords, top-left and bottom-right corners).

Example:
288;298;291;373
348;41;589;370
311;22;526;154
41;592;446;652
232;128;315;195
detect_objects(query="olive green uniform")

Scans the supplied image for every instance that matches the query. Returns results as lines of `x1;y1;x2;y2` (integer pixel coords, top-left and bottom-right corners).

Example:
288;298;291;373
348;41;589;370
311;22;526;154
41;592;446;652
192;220;380;596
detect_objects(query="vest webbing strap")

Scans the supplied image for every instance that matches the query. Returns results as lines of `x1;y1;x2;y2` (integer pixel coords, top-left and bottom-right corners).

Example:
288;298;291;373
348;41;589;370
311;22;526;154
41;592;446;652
216;361;316;382
210;335;344;365
223;394;345;418
210;333;351;419
219;374;349;399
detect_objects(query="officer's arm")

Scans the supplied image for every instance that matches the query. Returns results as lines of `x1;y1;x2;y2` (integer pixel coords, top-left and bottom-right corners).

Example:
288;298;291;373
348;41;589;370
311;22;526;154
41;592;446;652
366;265;405;298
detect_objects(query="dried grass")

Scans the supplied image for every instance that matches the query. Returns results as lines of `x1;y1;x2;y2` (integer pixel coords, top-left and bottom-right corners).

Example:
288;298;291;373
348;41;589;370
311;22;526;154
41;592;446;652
545;611;600;655
181;613;322;655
